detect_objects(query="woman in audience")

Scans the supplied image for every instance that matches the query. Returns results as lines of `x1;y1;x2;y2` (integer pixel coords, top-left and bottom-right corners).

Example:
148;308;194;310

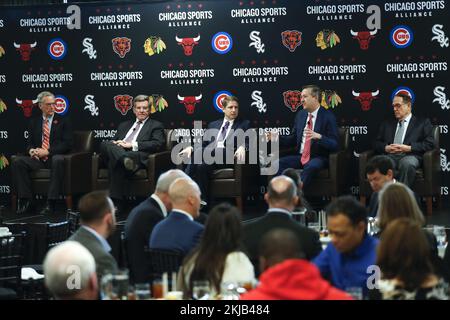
370;218;449;300
178;203;255;299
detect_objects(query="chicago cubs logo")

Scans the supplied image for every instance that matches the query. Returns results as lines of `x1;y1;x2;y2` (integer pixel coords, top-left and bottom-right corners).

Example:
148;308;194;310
112;37;131;58
391;86;415;104
281;30;302;52
283;90;302;112
54;95;69;115
390;25;413;48
213;91;233;112
48;38;67;60
211;32;233;54
114;95;133;115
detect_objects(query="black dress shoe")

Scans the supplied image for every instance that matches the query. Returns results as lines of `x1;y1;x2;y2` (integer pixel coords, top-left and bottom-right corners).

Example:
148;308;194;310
40;201;55;215
17;199;33;215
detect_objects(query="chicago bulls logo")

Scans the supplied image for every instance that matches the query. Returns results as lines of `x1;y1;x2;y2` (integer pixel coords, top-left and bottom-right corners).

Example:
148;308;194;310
352;90;379;111
350;29;377;50
14;41;37;61
112;37;131;58
177;94;202;114
176;34;200;56
114;95;133;115
16;98;38;117
281;30;302;52
283;90;302;112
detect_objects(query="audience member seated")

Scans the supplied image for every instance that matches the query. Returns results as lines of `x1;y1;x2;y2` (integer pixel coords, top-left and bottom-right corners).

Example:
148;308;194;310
178;203;255;299
43;241;98;300
125;169;190;283
313;196;378;298
241;228;351;300
369;218;450;300
242;176;322;275
69;191;118;279
365;155;395;217
149;178;204;255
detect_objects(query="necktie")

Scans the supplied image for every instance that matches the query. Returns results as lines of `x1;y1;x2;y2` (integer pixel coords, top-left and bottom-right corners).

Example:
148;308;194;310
301;114;313;166
393;120;405;144
41;118;50;161
124;121;142;143
219;121;230;141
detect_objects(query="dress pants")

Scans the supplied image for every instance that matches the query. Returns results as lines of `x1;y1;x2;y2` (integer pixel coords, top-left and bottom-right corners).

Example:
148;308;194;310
386;154;420;187
275;155;327;188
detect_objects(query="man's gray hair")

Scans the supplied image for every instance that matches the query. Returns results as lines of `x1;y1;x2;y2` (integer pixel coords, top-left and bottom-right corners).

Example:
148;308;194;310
133;94;149;107
43;241;96;298
37;91;55;104
267;175;297;203
155;169;190;193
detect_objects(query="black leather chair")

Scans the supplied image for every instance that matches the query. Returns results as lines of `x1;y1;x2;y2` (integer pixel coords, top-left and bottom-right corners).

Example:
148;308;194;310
91;129;175;197
0;232;26;300
359;125;440;215
11;130;94;211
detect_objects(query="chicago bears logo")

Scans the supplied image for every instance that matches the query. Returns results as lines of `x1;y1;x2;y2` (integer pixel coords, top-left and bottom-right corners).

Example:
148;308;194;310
114;95;133;115
112;37;131;58
281;30;302;52
391;86;415;103
283;90;302;112
48;38;67;60
213;91;233;112
54;95;69;115
390;26;413;48
211;32;233;54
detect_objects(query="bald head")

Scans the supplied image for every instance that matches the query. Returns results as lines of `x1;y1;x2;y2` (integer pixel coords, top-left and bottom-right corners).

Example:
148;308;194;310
155;169;190;193
266;175;298;210
168;177;201;216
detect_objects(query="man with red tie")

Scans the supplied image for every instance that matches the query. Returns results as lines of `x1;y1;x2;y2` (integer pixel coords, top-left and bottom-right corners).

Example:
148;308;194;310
269;85;338;189
11;91;72;215
100;95;165;207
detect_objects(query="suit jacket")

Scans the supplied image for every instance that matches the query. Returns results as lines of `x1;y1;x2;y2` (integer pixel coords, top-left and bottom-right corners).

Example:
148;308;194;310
281;107;338;160
368;192;379;218
201;118;251;151
26;114;72;156
114;118;165;164
149;211;204;255
124;196;165;282
242;210;322;275
374;115;435;158
69;227;118;278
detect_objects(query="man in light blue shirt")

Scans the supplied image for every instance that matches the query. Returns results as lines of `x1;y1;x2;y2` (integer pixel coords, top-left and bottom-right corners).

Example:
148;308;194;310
313;196;378;298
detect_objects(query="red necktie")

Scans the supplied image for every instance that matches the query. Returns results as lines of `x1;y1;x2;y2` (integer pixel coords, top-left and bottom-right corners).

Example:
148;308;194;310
301;113;313;166
42;117;50;161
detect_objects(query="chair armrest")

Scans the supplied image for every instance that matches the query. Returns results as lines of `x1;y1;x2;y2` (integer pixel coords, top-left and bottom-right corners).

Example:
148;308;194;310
329;150;350;185
358;150;375;182
423;148;440;183
234;152;261;190
91;153;100;187
146;151;174;187
64;152;93;193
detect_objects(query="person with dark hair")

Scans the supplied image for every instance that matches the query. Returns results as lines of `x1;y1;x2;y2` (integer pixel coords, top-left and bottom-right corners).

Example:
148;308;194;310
69;191;118;279
242;176;321;276
370;218;450;300
268;85;338;189
241;228;351;300
180;95;250;205
365;155;395;217
99;94;165;207
11;90;72;215
178;203;254;299
374;93;435;187
281;168;313;214
313;196;378;296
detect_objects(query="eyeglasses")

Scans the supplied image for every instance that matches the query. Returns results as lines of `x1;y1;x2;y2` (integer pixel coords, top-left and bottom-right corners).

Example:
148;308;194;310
200;200;207;209
392;103;405;109
43;102;56;106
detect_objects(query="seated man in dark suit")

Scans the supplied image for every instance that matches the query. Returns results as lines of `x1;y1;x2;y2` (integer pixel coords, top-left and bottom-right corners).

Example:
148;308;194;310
374;92;435;187
179;95;250;204
149;177;204;255
11;91;72;215
242;175;322;275
124;169;190;283
100;94;165;205
69;191;118;280
365;155;395;217
268;85;338;189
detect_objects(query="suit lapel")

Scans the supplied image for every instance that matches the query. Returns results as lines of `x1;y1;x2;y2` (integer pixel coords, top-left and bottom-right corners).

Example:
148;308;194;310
402;116;416;144
297;111;307;146
136;119;150;141
313;108;324;144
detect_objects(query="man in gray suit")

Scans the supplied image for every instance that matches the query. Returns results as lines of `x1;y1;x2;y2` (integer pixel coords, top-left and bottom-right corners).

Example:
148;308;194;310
69;191;118;279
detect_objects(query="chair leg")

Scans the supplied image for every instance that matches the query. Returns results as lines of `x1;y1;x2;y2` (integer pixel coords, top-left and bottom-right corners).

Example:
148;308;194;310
360;196;366;206
426;197;432;216
12;194;17;213
236;196;243;212
65;195;73;210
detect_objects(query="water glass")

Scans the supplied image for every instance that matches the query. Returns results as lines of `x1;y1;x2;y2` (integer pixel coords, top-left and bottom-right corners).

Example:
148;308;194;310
308;222;321;233
434;225;447;247
135;283;152;300
101;269;129;300
192;280;211;300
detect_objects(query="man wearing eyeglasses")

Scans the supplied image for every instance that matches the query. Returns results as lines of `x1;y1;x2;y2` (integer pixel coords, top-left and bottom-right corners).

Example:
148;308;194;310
374;93;435;187
10;91;72;215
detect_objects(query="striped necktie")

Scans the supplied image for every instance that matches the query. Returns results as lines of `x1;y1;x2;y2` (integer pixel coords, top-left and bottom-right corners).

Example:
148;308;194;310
41;117;50;161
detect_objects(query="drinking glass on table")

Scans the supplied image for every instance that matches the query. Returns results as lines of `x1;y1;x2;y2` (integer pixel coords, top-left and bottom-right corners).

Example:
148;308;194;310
135;283;152;300
192;280;211;300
